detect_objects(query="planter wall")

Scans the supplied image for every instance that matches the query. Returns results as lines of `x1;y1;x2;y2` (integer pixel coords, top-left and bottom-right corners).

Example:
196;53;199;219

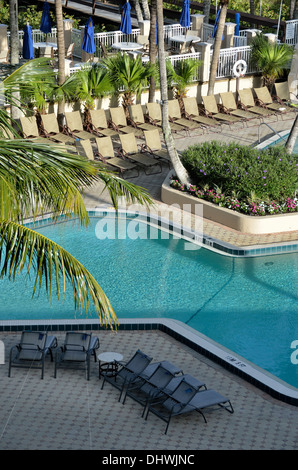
161;172;298;234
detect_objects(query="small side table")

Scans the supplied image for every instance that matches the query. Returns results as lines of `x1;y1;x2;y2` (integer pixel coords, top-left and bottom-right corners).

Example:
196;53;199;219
98;351;123;379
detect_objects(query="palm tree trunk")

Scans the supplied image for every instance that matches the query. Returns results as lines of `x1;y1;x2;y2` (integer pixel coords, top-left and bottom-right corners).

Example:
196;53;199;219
203;0;211;24
9;0;20;123
55;0;66;128
140;0;150;20
9;0;19;66
207;1;229;96
290;0;296;18
157;0;191;185
285;114;298;154
132;0;143;22
148;0;157;102
294;0;298;18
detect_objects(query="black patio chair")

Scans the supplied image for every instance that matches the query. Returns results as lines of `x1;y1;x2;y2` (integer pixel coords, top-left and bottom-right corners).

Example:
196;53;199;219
54;331;99;380
8;330;58;379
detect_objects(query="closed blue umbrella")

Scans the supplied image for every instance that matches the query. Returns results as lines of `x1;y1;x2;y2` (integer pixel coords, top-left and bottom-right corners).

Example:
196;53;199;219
120;1;132;35
40;1;52;35
179;0;190;29
212;8;224;40
235;13;240;36
23;24;34;60
82;17;96;54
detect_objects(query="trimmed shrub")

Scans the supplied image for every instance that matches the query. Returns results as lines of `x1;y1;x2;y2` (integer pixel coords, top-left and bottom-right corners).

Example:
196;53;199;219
180;141;298;201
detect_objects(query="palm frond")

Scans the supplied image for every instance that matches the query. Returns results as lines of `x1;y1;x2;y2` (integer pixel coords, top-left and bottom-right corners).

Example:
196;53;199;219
0;137;99;223
0;219;118;327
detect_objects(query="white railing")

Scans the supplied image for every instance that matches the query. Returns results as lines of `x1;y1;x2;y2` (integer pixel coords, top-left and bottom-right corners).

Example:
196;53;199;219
233;35;247;47
8;27;58;44
216;46;257;78
285;19;298;45
167;51;202;81
202;23;214;43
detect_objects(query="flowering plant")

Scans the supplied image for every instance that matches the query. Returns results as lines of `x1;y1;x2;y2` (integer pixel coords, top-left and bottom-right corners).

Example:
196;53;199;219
169;178;298;216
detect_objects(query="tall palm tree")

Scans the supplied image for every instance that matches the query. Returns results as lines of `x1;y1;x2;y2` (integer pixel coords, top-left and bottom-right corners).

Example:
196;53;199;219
55;0;66;127
148;0;157;103
285;114;298;154
156;0;191;185
9;0;19;66
1;61;153;328
208;0;229;96
203;0;211;24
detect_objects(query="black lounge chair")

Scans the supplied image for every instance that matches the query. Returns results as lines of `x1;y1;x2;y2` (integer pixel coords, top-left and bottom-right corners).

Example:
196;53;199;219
54;332;99;380
145;376;232;434
100;349;153;401
8;330;58;379
121;362;184;415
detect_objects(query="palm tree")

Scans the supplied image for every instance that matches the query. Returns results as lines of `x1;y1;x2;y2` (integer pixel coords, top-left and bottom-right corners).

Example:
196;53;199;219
166;58;201;110
9;0;19;66
101;53;156;115
208;0;229;96
250;33;294;92
203;0;211;24
285;114;298;154
156;0;191;185
148;0;158;103
55;0;66;127
70;64;112;128
1;61;153;328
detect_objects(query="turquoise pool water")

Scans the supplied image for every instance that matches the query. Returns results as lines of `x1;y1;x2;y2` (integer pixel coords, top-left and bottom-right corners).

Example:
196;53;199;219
270;133;298;153
0;215;297;388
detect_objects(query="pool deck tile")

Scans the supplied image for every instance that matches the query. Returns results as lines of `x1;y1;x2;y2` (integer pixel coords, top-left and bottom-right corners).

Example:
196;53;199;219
0;330;297;450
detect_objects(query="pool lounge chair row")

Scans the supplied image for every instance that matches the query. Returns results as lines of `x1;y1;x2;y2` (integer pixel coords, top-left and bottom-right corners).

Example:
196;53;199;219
100;349;234;434
8;330;100;380
76;130;170;177
16;83;296;148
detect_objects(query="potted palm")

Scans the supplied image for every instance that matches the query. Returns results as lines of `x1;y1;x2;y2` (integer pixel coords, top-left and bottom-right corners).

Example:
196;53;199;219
250;33;294;92
166;57;201;112
101;52;157;116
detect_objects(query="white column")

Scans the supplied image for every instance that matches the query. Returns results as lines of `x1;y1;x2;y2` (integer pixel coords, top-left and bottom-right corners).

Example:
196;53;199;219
63;19;73;50
0;24;8;52
195;42;211;82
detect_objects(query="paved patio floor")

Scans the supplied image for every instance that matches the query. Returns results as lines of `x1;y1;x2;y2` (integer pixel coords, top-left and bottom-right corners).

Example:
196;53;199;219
0;329;298;451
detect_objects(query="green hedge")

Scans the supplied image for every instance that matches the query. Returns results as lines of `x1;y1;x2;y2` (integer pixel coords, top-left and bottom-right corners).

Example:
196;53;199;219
180;141;298;201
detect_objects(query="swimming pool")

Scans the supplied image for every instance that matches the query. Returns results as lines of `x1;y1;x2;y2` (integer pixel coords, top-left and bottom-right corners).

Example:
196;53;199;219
257;130;298;153
0;213;297;390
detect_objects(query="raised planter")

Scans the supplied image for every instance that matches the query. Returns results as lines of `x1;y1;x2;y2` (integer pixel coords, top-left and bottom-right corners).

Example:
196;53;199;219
161;171;298;234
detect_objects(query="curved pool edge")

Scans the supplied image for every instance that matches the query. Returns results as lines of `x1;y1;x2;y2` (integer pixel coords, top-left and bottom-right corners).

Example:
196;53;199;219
0;317;297;407
29;207;298;257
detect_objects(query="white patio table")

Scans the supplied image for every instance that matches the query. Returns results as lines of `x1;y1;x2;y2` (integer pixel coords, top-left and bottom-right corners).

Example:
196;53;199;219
112;42;144;52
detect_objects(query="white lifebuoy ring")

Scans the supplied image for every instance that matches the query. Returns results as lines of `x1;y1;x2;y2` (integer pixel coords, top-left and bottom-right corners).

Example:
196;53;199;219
233;60;247;78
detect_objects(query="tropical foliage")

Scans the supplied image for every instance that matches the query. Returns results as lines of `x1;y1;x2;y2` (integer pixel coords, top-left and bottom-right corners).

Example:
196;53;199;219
0;1;80;29
69;64;112;126
250;33;294;91
166;58;201;106
101;53;157;113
